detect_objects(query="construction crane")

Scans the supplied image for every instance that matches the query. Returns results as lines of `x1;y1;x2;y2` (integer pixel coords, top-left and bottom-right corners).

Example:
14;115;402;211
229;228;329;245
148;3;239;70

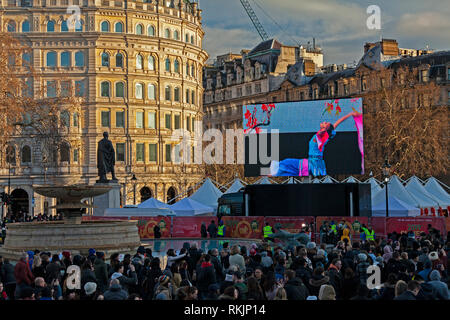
240;0;269;42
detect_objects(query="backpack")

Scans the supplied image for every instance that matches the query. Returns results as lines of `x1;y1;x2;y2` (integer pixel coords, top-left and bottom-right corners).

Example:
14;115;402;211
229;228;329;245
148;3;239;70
420;282;437;300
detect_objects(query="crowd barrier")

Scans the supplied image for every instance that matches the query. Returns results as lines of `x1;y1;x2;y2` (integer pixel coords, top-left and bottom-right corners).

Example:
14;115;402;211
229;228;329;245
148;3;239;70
82;215;449;241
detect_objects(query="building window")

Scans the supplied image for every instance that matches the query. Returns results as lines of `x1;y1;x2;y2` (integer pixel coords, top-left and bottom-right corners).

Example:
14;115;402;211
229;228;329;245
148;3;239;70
174;30;179;40
186;116;191;131
136;24;143;35
22;20;30;32
174;87;180;102
101;52;109;67
116;143;125;161
115;22;123;33
165;144;171;162
61;81;70;97
6;146;16;165
73;112;79;127
361;76;367;91
174;114;180;129
101;111;110;127
164;28;170;38
148;25;155;36
101;81;110;97
60;51;70;68
116;111;125;128
185;33;189;43
135;83;143;99
136;111;144;128
186;89;190;103
115;82;125;98
101;21;110;32
136;143;144;161
149;144;157;162
148;112;156;129
448;91;450;105
46;80;56;97
60;110;70;127
148;56;155;70
75;51;84;67
191;91;195;105
191;65;195;77
21;145;31;163
192;118;195;132
246;85;252;96
7;20;16;32
186;63;190;75
165;85;171;101
237;87;242;97
47;20;55;32
73;148;79;163
148;84;156;100
22;53;31;67
447;68;450;81
421;70;429;83
165;114;171;129
136;54;143;69
75;80;85;97
60;143;70;162
46;51;56;67
191;35;194;44
174;59;180;73
165;58;171;72
114;53;123;68
75;20;83;32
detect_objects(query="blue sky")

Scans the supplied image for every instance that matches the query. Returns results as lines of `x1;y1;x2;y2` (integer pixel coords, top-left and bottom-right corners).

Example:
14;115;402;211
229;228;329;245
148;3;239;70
199;0;450;65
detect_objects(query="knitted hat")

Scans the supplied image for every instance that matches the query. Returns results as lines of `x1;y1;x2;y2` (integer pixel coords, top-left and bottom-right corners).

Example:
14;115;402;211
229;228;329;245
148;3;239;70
158;275;170;286
358;253;367;262
88;248;96;256
428;251;439;261
84;282;97;295
306;242;316;250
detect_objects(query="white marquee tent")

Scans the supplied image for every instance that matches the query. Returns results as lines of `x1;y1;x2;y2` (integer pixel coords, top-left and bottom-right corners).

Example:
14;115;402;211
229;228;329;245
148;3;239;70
170;198;215;216
405;176;441;208
137;197;171;209
424;177;450;207
225;178;246;194
385;175;420;208
188;178;223;208
255;177;273;184
372;192;421;217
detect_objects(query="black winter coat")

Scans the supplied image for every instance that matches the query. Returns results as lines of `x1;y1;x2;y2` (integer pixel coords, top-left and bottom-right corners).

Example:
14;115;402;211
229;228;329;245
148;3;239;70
0;262;16;285
284;278;309;300
196;263;217;293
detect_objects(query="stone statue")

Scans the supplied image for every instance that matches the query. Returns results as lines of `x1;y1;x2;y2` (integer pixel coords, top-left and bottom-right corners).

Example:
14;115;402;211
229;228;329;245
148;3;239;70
97;132;117;182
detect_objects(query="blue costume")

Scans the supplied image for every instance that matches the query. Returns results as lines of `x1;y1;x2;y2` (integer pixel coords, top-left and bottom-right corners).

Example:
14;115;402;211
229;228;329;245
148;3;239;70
270;126;336;177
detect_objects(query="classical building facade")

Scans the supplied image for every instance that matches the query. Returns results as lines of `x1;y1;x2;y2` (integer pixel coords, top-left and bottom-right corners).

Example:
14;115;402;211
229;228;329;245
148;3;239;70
0;0;208;217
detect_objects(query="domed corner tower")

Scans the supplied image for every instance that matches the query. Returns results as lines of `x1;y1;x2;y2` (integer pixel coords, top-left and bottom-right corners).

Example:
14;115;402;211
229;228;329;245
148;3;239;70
0;0;209;215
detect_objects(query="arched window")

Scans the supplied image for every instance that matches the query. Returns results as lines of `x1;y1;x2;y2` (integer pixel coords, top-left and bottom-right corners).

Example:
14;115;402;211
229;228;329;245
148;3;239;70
167;187;177;204
60;110;70;127
101;21;110;32
186;63;189;75
101;52;110;67
191;65;195;77
164;28;170;38
174;59;180;73
73;112;79;127
136;54;143;69
191;35;194;44
174;87;180;102
148;84;156;100
61;20;68;32
147;25;155;36
46;51;56;67
47;20;55;32
60;51;70;67
21;146;31;163
140;187;152;202
22;20;30;32
7;20;16;32
165;58;171;72
135;83;143;99
100;81;110;97
75;51;84;67
191;91;195;105
185;33;189;43
136;24;143;35
115;82;125;98
116;53;123;68
148;55;155;70
186;89;190;103
165;85;171;101
60;143;70;162
6;146;16;165
115;22;123;33
22;53;31;67
174;30;179;40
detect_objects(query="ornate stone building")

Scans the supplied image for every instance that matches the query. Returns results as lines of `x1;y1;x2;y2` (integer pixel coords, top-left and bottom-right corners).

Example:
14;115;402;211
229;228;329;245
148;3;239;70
0;0;208;217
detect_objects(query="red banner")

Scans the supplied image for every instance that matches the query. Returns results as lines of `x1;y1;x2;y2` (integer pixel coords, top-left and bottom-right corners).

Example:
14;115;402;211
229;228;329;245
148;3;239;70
446;218;450;237
222;216;264;239
131;216;171;239
315;216;369;238
82;216;129;221
172;217;218;238
370;217;387;239
386;217;446;237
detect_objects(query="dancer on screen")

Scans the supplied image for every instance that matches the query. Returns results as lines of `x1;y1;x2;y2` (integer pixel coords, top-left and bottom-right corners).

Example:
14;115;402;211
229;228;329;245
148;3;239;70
269;111;361;177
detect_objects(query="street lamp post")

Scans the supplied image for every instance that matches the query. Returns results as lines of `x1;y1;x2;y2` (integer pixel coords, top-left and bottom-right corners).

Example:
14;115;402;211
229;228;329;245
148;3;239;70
382;158;391;217
131;174;137;205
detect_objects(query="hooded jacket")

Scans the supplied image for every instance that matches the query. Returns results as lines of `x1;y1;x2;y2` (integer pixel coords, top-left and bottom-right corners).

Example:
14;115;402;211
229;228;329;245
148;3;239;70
14;260;34;286
382;245;393;263
308;274;330;297
428;270;449;300
103;283;128;300
110;270;137;293
94;258;108;292
196;262;217;293
284;278;309;300
0;261;16;285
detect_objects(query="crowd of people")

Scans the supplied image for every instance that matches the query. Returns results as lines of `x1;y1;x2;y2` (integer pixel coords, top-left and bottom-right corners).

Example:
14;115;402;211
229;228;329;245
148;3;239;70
0;225;448;301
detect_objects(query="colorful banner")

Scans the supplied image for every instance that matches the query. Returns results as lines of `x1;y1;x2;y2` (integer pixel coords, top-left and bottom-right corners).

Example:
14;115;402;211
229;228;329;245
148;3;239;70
369;217;387;239
222;216;264;239
264;217;315;234
131;216;171;239
385;217;446;237
315;216;369;238
172;217;218;238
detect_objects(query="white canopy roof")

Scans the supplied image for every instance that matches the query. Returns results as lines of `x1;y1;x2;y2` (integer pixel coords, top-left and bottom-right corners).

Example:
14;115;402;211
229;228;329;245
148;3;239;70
343;176;361;183
283;177;301;184
372;193;420;217
170;198;215;216
137;197;171;209
405;176;441;208
365;177;382;195
385;175;420;208
188;178;223;208
424;177;450;207
312;178;321;183
255;177;273;184
225;178;246;194
321;176;338;183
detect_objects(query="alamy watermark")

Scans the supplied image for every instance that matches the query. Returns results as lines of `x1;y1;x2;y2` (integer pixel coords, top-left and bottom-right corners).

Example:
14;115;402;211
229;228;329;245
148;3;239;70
366;5;381;30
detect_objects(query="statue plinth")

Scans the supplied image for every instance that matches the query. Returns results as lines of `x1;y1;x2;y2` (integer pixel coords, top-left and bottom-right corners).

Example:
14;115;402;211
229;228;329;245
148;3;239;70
93;182;121;216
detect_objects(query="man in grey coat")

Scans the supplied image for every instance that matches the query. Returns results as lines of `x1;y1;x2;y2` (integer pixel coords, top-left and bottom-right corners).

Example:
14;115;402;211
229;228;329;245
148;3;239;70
428;270;449;300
